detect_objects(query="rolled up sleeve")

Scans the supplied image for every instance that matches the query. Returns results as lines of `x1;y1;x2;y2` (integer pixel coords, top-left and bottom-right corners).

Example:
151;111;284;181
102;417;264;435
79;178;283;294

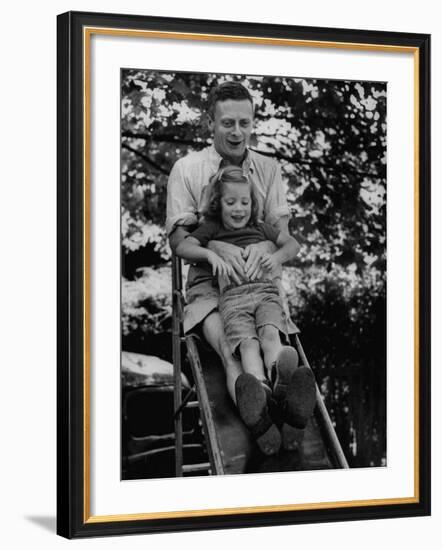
166;159;198;236
264;162;290;226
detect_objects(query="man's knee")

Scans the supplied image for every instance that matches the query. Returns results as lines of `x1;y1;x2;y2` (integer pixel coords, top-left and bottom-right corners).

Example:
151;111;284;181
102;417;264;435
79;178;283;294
202;312;234;363
202;312;224;349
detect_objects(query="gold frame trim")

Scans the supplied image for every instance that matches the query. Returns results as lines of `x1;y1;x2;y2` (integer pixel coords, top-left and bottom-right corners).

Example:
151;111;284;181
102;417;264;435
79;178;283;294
84;27;91;522
413;49;420;502
82;27;420;524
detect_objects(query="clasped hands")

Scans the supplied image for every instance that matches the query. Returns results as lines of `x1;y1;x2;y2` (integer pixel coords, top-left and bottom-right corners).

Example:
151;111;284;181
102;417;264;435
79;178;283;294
207;241;279;285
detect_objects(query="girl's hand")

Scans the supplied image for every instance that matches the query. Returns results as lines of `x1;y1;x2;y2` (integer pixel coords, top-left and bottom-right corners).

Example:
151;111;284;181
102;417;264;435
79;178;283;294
207;241;244;285
207;250;233;280
243;242;269;280
261;253;281;274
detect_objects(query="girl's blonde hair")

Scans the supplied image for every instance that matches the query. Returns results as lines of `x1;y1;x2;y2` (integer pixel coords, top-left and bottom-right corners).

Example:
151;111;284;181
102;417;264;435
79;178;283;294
203;165;259;225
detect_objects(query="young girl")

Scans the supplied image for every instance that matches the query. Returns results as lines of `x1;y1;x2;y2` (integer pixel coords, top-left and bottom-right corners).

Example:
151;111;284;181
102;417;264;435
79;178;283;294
176;166;316;455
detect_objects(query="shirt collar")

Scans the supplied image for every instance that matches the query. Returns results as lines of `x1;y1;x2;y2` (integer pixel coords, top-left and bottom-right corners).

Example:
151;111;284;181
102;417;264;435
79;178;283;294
208;144;255;175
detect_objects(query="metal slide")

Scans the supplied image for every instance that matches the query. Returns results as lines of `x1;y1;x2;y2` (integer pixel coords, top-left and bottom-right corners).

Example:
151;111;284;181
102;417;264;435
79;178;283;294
172;255;349;476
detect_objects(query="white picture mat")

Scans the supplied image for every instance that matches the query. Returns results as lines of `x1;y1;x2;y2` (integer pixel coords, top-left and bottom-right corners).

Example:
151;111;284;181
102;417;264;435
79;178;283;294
90;33;415;516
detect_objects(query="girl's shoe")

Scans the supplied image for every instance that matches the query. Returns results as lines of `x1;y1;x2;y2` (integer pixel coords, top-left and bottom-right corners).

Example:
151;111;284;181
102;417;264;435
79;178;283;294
235;373;281;456
271;347;317;443
285;366;317;429
271;346;299;404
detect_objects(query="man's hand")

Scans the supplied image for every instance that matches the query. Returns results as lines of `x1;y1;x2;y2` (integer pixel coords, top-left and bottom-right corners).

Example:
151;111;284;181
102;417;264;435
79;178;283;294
260;252;281;275
207;241;245;285
243;241;277;281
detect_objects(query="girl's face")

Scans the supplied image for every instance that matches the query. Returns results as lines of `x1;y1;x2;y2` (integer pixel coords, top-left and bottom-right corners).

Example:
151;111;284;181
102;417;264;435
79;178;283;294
220;181;252;230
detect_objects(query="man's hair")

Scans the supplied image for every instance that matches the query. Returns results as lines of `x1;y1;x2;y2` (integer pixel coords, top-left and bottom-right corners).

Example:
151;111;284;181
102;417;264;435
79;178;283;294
203;165;259;225
206;81;253;119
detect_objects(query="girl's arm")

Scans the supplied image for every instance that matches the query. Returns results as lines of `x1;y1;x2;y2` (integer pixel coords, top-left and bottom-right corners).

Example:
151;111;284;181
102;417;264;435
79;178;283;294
261;233;300;272
176;236;233;279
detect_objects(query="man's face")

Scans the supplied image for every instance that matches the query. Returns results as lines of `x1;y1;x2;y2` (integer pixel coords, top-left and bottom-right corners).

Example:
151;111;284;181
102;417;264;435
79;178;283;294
209;99;254;165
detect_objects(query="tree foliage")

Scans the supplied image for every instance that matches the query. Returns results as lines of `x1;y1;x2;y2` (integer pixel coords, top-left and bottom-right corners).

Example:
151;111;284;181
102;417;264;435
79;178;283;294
121;70;387;467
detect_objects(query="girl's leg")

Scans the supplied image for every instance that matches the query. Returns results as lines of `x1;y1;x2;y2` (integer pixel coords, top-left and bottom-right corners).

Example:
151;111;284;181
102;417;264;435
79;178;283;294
238;338;267;383
257;324;284;376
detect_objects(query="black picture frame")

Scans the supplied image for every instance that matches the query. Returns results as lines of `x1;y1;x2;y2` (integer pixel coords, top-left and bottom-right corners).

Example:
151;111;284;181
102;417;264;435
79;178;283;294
57;10;431;539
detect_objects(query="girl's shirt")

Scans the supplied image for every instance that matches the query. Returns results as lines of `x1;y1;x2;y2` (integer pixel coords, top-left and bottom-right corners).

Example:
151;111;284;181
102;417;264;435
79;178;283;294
187;220;281;289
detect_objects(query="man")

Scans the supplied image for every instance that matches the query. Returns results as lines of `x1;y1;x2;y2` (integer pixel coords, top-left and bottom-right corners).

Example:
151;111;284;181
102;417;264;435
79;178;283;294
166;81;315;452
